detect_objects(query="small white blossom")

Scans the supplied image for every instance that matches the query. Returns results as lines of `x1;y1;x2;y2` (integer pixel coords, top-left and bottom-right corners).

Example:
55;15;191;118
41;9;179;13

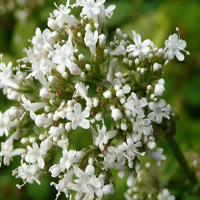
165;28;189;61
66;103;90;130
52;40;80;74
124;92;147;118
95;123;117;150
84;30;98;55
74;165;104;196
25;142;46;169
127;31;151;59
0;131;26;165
123;138;145;162
0;111;16;137
107;144;127;166
133;118;152;140
51;168;75;200
148;99;171;124
74;82;93;107
151;148;166;167
13;163;41;187
0;62;19;89
31;28;54;52
21;95;46;120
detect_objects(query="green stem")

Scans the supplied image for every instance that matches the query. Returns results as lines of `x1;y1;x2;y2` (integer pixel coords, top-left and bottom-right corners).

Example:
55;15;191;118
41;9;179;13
165;136;197;185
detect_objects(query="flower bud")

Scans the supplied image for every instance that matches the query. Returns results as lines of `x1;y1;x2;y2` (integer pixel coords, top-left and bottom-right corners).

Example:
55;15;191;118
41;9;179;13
103;90;112;99
85;64;91;71
103;183;115;195
127;170;134;188
154;84;165;96
40;88;54;99
49;126;65;137
65;122;72;132
147;141;156;149
35;115;53;127
117;170;126;179
111;108;123;121
99;34;106;48
121;122;128;131
48;75;56;84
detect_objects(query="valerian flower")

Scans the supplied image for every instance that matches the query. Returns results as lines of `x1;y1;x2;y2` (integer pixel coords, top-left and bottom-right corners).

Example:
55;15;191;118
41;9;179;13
66;103;90;130
165;28;190;61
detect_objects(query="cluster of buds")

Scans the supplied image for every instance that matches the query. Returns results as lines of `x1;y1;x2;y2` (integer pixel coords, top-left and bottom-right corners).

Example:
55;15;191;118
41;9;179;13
0;0;189;199
0;0;44;20
124;163;175;200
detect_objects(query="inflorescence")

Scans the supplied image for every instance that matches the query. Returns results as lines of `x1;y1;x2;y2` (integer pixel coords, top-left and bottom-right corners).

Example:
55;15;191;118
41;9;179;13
0;0;189;199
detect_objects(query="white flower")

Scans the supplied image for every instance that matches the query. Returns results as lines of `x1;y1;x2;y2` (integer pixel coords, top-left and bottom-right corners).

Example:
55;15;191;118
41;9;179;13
102;4;116;19
122;138;145;162
151;148;166;167
133;118;152;140
35;115;53;127
49;126;65;137
0;131;26;165
26;59;49;88
94;123;117;150
0;111;14;137
60;148;80;170
157;188;175;200
66;103;90;130
53;2;79;28
127;31;151;59
110;44;126;56
78;0;105;16
74;165;104;195
124;92;147;118
107;144;127;166
148;99;171;124
51;168;74;199
0;62;19;89
31;28;54;52
21;95;46;120
25;142;46;169
13;163;41;187
74;82;93;107
49;148;79;178
52;41;80;74
113;78;131;96
84;30;98;55
165;28;189;61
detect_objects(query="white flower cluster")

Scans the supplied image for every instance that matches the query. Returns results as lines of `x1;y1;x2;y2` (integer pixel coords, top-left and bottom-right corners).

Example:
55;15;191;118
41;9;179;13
0;0;189;199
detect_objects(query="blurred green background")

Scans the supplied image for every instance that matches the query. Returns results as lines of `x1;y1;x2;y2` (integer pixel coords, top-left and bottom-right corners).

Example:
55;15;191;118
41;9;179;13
0;0;200;199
